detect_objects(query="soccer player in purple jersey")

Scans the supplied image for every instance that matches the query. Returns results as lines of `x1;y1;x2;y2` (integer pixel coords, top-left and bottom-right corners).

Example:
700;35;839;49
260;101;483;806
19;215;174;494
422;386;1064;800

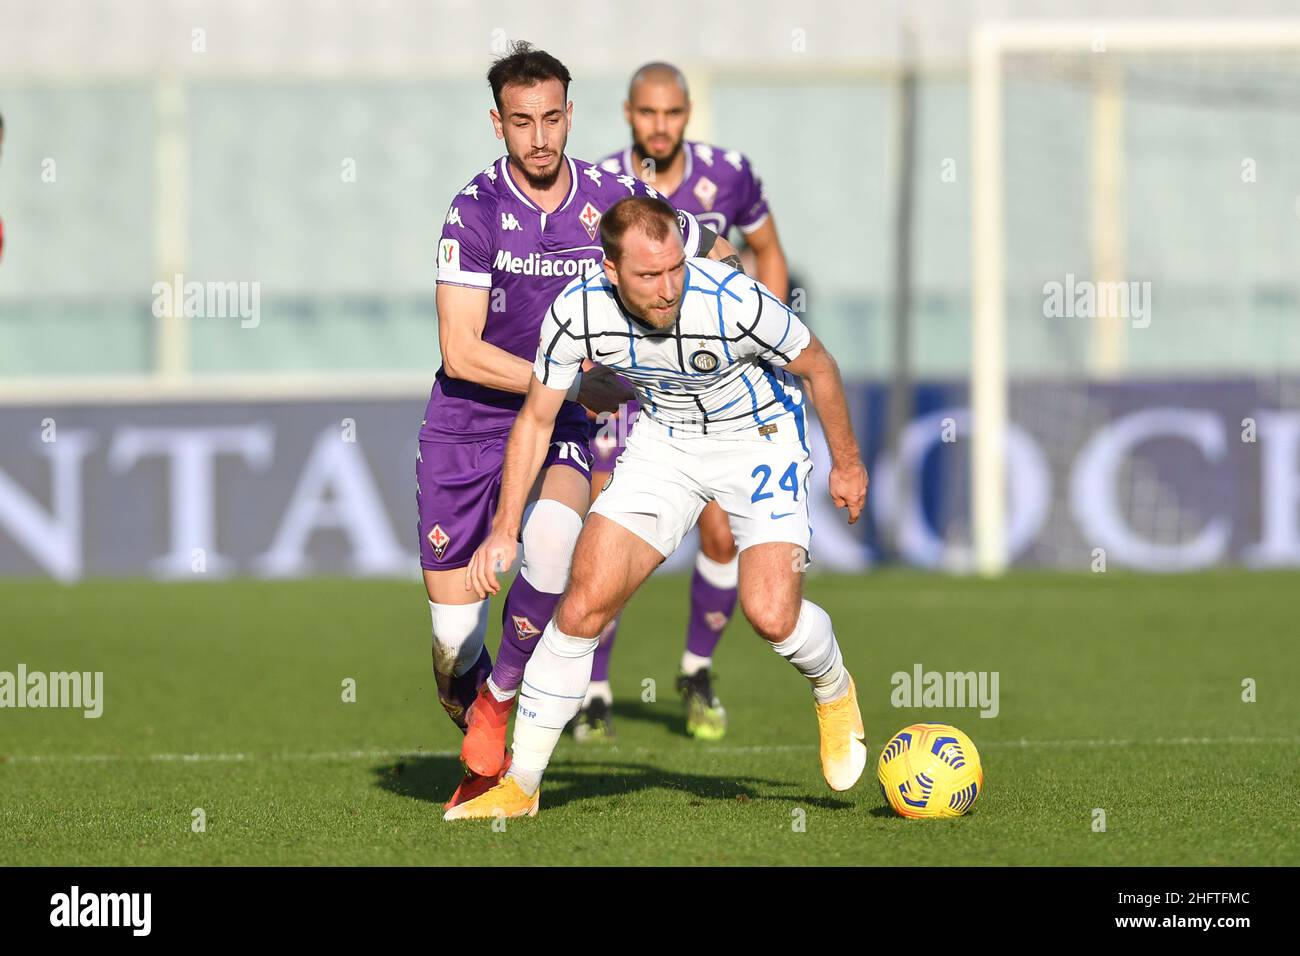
421;43;737;809
572;62;791;743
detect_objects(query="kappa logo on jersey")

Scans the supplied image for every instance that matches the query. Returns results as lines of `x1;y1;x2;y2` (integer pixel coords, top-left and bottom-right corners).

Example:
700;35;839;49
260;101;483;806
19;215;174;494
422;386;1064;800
704;611;729;632
501;212;522;231
690;349;720;372
512;615;541;641
439;238;460;271
695;143;714;166
427;523;451;560
616;174;638;195
599;157;622;174
583;166;603;187
460;184;480;200
693;176;718;211
482;163;497;182
724;149;744;171
446;206;464;227
579;201;602;240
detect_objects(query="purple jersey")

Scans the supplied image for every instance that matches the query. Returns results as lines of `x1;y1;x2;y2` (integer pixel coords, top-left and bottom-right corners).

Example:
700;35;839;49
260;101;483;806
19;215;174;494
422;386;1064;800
424;155;704;442
596;140;770;240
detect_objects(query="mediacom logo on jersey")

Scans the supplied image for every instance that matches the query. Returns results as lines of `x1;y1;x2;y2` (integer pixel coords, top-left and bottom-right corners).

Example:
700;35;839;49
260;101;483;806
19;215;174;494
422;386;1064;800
493;249;600;278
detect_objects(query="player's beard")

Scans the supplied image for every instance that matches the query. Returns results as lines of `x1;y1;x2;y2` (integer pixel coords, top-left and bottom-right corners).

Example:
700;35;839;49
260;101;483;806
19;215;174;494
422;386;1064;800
632;134;683;174
509;136;566;191
634;297;681;331
512;149;564;190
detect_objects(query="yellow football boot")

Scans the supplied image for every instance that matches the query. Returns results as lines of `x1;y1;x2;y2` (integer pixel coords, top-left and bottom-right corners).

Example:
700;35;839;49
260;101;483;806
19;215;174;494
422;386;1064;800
442;776;539;821
815;675;867;791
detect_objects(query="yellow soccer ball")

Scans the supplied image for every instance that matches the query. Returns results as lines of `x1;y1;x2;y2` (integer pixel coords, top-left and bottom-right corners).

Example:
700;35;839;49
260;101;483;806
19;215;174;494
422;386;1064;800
877;723;983;818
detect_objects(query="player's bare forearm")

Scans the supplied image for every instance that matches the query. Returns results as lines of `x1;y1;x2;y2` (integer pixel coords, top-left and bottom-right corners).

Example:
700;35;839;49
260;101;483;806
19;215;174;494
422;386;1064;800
746;218;789;302
788;336;860;466
491;378;568;538
443;336;536;394
789;337;868;522
436;283;534;394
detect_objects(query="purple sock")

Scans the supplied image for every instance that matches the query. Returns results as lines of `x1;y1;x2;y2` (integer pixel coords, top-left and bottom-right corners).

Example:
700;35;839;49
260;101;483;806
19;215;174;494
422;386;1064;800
490;574;563;693
590;613;622;683
439;645;491;732
685;564;738;659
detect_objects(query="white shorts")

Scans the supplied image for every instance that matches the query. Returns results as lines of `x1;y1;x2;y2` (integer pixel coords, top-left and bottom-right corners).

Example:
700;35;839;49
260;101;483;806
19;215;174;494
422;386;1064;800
589;414;813;560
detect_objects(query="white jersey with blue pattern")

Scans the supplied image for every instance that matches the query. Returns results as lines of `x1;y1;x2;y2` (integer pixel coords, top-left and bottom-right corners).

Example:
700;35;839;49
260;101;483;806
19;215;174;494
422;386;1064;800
533;257;811;442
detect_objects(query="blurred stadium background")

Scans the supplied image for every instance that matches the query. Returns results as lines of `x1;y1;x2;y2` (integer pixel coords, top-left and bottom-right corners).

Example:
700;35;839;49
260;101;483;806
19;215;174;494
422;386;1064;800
1;0;1298;580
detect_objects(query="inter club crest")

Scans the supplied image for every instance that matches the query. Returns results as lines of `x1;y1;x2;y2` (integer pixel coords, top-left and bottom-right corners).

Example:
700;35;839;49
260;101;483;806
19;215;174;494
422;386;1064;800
512;615;541;641
426;523;451;560
579;201;602;240
690;349;720;373
693;176;718;212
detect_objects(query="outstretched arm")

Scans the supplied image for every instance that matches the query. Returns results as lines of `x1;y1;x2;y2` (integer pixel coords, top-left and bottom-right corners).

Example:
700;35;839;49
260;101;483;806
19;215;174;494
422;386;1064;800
438;284;631;413
465;375;568;597
437;283;534;394
783;333;868;524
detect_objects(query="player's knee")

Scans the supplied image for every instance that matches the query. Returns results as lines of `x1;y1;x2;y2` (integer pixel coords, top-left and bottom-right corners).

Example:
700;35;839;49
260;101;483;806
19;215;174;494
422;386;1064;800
428;599;489;677
520;498;584;594
742;596;801;644
554;594;604;638
699;521;738;562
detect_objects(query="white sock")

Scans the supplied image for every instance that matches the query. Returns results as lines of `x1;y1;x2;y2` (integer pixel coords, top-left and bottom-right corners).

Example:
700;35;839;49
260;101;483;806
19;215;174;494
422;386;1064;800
695;550;739;588
680;650;712;676
507;620;599;795
486;675;516;703
583;679;613;707
770;600;850;704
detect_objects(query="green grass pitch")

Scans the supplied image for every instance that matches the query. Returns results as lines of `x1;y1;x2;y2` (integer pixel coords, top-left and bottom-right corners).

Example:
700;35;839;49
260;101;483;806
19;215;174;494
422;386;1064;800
2;570;1297;866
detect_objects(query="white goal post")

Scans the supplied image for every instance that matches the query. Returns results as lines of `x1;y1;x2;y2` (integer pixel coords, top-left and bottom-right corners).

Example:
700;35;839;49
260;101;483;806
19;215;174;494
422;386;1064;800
969;19;1300;576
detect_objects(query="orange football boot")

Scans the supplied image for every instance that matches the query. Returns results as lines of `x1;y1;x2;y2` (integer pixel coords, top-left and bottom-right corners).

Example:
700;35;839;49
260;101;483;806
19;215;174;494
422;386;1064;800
444;752;512;810
460;683;513;777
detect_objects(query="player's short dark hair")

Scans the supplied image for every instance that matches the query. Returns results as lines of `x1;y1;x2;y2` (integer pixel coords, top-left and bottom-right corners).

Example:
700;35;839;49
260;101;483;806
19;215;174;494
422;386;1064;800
600;196;680;264
487;41;572;113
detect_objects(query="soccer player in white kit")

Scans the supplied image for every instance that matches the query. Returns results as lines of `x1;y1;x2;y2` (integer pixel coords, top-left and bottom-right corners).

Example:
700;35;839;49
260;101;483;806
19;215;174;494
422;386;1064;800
446;196;869;819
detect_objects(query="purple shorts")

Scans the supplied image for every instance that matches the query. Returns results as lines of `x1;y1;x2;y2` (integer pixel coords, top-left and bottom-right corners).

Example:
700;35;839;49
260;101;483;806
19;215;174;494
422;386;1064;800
417;417;592;571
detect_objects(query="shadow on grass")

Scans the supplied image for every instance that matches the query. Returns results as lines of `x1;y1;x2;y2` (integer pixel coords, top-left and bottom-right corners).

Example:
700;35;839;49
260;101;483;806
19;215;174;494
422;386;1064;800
372;755;853;813
609;696;691;737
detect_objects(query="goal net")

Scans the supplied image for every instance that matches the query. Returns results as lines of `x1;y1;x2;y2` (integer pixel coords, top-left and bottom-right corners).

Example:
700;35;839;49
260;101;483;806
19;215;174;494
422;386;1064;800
970;21;1300;573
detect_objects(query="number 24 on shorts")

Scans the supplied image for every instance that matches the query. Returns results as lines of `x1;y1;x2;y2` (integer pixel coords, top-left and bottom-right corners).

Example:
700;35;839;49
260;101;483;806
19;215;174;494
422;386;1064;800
751;461;801;513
